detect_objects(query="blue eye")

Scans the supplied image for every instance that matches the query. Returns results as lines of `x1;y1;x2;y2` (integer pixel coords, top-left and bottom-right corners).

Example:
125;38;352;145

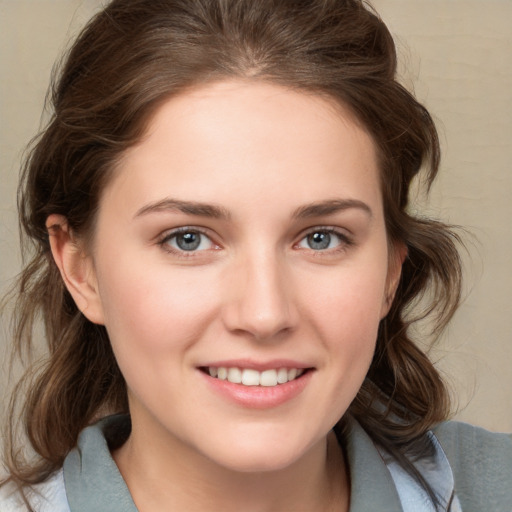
306;232;332;250
175;231;202;251
298;229;348;251
162;229;213;252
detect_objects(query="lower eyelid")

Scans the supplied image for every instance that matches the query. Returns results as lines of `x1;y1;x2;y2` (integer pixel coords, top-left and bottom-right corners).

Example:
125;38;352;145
157;227;353;255
158;228;217;252
296;229;352;249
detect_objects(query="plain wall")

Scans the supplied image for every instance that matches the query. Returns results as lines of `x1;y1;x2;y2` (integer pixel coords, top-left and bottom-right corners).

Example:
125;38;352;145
1;0;511;431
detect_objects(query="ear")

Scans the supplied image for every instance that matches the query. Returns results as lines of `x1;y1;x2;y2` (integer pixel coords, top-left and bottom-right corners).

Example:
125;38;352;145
380;241;407;319
46;214;105;325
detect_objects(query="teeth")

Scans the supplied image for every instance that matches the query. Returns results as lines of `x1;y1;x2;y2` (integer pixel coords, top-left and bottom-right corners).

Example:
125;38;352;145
207;366;305;387
242;369;260;386
227;367;242;384
260;369;278;387
277;368;288;384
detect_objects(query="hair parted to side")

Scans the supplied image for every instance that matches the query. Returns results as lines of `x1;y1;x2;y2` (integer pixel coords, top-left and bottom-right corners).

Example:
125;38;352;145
3;0;462;495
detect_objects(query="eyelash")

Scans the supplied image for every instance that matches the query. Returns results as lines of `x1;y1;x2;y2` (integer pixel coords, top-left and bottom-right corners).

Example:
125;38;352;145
157;227;219;257
156;226;354;257
295;227;354;254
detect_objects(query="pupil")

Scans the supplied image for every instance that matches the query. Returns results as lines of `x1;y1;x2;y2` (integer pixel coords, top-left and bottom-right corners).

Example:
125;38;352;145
177;232;201;251
308;232;330;250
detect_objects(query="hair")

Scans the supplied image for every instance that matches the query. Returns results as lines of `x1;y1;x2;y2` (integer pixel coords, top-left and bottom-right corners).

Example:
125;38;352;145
2;0;462;506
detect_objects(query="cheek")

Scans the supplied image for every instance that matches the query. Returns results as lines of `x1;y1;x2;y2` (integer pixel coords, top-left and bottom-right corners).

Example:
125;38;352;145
303;260;388;373
95;252;221;357
306;262;388;333
95;261;224;415
288;266;386;431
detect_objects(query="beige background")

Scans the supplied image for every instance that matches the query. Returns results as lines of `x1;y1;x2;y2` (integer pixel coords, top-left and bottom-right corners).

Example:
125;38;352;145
1;1;511;432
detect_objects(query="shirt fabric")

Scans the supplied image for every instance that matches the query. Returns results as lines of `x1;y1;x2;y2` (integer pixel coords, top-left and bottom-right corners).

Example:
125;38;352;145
1;414;511;511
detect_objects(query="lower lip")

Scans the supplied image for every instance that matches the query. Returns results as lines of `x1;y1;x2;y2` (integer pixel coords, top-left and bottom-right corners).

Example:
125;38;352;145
199;370;313;409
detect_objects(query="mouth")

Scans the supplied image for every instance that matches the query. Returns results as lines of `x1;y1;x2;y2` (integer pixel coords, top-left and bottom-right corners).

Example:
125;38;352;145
199;366;311;387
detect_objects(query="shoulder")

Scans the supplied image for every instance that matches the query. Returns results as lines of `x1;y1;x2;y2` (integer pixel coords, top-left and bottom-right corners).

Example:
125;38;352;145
0;469;70;512
433;420;512;511
434;420;512;468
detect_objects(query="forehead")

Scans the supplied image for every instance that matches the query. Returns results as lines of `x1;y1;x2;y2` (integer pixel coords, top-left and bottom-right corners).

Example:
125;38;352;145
106;80;382;218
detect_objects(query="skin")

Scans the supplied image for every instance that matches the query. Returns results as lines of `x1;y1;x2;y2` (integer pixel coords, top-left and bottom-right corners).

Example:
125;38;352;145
48;80;403;512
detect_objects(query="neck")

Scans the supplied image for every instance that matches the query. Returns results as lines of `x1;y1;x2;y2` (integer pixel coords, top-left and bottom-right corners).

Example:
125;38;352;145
113;421;349;512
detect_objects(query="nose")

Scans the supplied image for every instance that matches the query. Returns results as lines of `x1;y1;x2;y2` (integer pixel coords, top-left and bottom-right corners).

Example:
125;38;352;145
222;249;298;341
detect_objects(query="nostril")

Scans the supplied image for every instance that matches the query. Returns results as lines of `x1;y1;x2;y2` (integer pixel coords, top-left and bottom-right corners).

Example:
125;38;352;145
220;264;298;340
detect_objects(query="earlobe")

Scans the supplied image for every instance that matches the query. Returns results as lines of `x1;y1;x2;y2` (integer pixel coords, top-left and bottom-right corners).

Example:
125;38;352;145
380;242;407;318
46;214;105;325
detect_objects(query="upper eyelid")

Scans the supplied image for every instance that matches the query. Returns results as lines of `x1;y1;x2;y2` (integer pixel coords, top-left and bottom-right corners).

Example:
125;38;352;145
157;226;219;249
155;225;353;248
158;226;214;240
156;228;223;260
297;225;352;240
294;226;354;251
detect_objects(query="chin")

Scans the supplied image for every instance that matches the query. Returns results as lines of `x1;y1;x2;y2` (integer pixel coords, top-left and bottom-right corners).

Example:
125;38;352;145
198;430;320;474
211;450;302;474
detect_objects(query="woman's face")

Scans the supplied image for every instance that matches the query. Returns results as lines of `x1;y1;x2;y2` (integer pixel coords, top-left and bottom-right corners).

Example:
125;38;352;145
80;80;401;472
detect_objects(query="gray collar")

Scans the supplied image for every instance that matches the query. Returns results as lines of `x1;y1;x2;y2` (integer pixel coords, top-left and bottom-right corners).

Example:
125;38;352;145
342;419;404;511
63;415;138;512
63;415;450;512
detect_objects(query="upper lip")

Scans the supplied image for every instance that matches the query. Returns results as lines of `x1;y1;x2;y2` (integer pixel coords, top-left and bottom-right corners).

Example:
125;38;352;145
198;359;313;371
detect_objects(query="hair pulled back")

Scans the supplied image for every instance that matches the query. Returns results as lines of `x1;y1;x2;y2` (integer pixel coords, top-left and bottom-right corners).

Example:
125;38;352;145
4;0;462;488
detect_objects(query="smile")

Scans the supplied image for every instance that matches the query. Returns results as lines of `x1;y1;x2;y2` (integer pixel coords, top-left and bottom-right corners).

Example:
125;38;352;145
205;367;306;387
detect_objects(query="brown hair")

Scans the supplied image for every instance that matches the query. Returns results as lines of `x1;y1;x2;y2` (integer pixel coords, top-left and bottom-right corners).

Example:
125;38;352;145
2;0;462;503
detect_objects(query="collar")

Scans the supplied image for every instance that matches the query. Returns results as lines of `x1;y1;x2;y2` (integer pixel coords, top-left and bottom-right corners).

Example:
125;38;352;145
63;415;137;512
63;414;457;512
341;418;404;511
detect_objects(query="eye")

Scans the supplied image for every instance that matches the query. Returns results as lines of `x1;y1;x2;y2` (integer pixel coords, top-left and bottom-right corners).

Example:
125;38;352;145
297;229;350;251
160;228;216;253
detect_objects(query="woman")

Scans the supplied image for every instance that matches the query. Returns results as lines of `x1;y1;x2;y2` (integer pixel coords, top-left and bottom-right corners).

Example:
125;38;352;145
1;0;511;511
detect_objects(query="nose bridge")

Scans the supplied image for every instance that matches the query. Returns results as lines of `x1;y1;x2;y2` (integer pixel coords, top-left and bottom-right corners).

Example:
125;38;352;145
224;244;296;340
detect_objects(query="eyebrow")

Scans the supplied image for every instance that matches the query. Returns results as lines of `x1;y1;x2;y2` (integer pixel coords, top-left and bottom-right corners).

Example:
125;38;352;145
134;197;372;221
134;198;231;220
292;199;373;219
